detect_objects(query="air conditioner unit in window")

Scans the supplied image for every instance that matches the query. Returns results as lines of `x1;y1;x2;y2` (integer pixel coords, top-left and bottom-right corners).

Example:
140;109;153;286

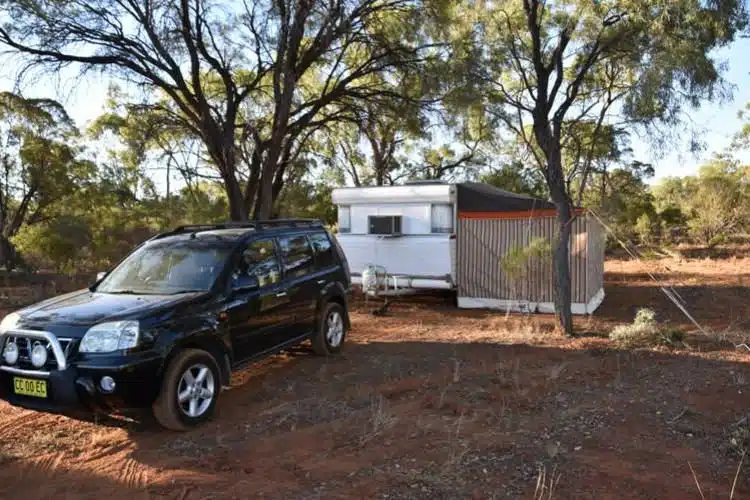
368;215;402;236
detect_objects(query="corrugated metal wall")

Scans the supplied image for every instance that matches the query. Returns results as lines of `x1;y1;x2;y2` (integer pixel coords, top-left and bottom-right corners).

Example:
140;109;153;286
586;216;605;298
457;214;601;304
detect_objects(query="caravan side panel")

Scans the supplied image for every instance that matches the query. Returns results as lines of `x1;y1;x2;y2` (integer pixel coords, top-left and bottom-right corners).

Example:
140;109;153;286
332;185;456;289
337;234;453;282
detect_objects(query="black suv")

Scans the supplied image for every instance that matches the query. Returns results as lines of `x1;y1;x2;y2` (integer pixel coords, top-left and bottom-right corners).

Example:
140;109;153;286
0;220;352;430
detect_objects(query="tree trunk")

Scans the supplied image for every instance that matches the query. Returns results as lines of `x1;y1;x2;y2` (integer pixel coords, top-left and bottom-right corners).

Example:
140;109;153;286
542;140;574;335
532;112;574;335
271;162;287;207
225;174;248;221
210;137;248;221
0;234;26;271
254;161;276;220
534;130;573;335
553;204;574;334
243;148;262;218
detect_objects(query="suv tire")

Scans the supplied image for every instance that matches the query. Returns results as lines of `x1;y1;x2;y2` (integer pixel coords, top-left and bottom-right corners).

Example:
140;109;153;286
312;302;347;356
153;348;221;431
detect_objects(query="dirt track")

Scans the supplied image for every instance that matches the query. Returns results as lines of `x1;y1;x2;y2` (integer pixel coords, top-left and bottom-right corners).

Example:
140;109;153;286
1;257;749;499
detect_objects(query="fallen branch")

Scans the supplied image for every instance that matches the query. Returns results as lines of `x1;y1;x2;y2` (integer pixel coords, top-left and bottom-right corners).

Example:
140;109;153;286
667;407;688;425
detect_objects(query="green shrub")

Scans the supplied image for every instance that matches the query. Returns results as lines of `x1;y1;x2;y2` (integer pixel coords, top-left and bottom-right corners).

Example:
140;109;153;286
610;308;684;348
635;213;656;245
13;216;93;273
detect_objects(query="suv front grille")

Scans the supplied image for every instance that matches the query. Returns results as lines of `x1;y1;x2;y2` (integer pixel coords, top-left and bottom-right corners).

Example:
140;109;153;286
0;330;72;375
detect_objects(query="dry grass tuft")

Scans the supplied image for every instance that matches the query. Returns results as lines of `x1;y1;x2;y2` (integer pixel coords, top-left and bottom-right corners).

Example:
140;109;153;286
359;394;397;446
533;465;561;500
689;451;746;500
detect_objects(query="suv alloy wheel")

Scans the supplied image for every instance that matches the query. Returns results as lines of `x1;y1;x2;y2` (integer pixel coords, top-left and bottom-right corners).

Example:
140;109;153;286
153;348;221;431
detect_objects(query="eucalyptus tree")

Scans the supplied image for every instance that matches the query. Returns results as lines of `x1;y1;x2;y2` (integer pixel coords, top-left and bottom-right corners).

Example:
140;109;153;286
0;92;93;268
465;0;747;333
0;0;440;220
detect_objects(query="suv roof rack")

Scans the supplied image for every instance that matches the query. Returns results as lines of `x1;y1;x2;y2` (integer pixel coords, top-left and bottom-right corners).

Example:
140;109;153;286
152;219;324;240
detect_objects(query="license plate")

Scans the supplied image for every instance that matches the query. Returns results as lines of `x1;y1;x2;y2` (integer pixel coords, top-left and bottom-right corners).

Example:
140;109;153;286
13;377;47;398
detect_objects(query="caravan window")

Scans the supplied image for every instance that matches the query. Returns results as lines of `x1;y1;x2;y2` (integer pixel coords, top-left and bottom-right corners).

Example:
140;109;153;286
338;205;351;233
431;204;454;233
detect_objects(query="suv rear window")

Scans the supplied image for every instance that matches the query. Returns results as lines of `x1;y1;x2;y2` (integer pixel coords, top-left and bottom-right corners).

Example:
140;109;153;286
278;234;314;278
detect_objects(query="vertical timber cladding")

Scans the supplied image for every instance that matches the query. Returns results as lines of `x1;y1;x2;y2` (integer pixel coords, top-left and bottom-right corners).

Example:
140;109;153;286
456;215;592;304
586;214;606;299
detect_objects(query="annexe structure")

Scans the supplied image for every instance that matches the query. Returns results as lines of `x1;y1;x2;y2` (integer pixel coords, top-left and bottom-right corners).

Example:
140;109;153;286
331;181;605;314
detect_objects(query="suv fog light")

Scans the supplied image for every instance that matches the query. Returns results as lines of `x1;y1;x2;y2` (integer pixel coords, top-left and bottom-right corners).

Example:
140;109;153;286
30;343;48;368
100;376;116;393
3;342;18;365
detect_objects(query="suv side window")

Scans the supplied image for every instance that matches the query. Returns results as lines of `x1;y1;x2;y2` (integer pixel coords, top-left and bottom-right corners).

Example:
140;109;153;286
278;234;315;279
232;239;281;289
309;232;335;270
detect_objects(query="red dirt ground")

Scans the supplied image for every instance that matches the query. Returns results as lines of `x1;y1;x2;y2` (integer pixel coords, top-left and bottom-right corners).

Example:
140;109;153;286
0;256;749;499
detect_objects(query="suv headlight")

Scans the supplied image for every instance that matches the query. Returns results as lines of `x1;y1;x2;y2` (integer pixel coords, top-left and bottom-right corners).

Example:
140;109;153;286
80;321;140;353
0;312;20;334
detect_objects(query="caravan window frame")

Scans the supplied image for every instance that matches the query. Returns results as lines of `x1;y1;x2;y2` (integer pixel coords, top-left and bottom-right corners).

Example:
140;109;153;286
430;203;454;234
338;205;351;233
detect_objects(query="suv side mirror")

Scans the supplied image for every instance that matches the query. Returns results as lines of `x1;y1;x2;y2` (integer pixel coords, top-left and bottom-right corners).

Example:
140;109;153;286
231;274;259;294
96;271;107;281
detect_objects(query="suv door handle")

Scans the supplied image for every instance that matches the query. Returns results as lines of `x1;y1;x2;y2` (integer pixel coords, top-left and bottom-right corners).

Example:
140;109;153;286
275;291;288;298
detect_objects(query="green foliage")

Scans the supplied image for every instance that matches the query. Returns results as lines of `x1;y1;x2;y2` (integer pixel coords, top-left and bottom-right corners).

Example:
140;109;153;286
652;155;750;246
610;308;684;348
0;0;748;276
275;181;337;226
480;161;548;198
583;164;656;247
11;179;231;274
13;217;93;273
0;92;95;269
500;237;553;276
463;0;747;180
500;237;552;307
635;213;656;246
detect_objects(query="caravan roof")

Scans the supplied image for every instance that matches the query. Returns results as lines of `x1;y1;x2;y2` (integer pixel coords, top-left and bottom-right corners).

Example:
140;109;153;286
331;182;554;214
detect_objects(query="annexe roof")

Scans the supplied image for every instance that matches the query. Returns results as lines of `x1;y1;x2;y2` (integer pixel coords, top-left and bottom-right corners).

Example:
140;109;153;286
456;182;555;213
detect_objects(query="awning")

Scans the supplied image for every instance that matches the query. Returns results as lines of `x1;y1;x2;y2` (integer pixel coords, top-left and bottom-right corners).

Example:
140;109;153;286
456;182;556;218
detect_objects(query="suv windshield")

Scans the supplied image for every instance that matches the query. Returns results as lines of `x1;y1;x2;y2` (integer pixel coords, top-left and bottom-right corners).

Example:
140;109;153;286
96;242;230;295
